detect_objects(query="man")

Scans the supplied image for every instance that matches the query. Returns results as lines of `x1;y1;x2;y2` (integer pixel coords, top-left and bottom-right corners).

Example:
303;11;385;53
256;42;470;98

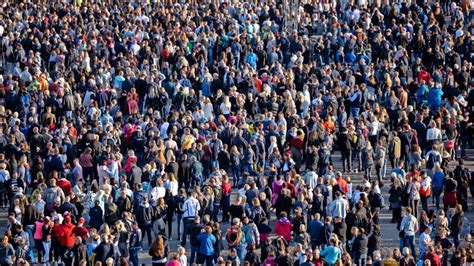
135;196;154;247
189;216;203;264
190;156;203;188
332;216;347;251
59;215;75;263
42;179;65;215
388;131;401;169
70;236;88;265
425;245;441;266
451;204;464;247
308;213;324;249
352;228;368;266
129;221;142;266
419;227;434;259
329;191;349;219
400;207;418;258
180;192;201;247
338;128;352;173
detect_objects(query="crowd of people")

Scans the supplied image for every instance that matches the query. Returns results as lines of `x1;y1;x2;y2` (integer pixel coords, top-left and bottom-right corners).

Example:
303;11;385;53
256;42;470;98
0;0;474;265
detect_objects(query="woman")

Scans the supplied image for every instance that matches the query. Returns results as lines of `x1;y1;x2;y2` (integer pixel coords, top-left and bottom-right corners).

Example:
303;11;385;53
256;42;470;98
79;148;95;183
431;162;445;209
389;177;403;223
230;146;241;188
408;175;421;218
294;224;311;250
153;198;168;236
42;216;52;264
320;238;342;265
420;173;432;212
418;210;431;235
408;144;422;169
33;214;45;263
149;235;169;266
361;142;374;180
116;221;130;259
164;190;176;240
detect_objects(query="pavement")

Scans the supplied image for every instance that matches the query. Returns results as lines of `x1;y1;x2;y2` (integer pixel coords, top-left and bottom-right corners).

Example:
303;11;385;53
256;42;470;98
2;149;474;264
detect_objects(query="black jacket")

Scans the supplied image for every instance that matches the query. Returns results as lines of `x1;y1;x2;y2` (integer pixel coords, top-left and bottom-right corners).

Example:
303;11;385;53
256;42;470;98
352;234;368;255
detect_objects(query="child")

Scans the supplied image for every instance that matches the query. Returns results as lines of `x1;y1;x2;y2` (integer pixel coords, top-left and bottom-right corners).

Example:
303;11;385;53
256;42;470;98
178;246;187;266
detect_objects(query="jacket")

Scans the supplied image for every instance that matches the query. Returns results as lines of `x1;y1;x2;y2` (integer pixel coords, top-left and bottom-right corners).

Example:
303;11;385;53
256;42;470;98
197;233;216;256
274;219;292;242
400;214;418;236
60;223;75;248
388;137;401;158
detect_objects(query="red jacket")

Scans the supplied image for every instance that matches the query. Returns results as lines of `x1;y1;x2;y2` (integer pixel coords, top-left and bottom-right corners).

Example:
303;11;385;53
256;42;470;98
425;252;441;266
57;178;72;195
274;219;292;242
59;223;75;248
222;181;231;196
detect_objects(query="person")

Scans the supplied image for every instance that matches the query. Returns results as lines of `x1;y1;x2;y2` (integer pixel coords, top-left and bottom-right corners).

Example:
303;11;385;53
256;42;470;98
419;227;434;260
451;204;465;247
400;207;418;258
196;226;216;266
71;236;88;266
320;238;342;265
399;247;416;266
180;193;201;247
274;212;292;243
129;221;142;266
352;227;368;265
0;236;15;266
149;235;169;266
136;196;154;247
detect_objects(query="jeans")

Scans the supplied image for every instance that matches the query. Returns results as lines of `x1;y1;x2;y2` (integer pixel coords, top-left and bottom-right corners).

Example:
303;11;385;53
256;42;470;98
177;214;182;238
354;253;367;266
35;239;44;262
42;241;51;263
181;218;195;247
221;194;231;222
404;235;416;258
375;164;383;183
212;203;220;222
433;187;443;209
130;249;139;266
364;166;372;180
231;165;240;187
420;196;429;213
190;245;199;264
236;244;247;263
341;150;352;172
140;225;152;248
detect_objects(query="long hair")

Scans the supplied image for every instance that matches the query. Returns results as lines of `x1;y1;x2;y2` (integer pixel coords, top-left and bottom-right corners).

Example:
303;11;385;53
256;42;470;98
150;235;165;258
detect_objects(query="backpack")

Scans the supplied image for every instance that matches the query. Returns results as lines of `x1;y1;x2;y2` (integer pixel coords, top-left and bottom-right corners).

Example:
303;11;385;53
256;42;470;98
371;192;385;208
252;206;265;224
426;152;440;169
226;226;242;248
212;185;222;202
420;181;431;197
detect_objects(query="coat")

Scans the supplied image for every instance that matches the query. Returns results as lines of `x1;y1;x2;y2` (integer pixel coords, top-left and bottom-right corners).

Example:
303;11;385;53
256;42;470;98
388;137;401;159
274;219;292;242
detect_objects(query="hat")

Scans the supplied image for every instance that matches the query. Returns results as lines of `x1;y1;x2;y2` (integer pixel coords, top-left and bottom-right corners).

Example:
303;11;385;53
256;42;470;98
78;217;85;224
53;215;60;221
45;216;50;221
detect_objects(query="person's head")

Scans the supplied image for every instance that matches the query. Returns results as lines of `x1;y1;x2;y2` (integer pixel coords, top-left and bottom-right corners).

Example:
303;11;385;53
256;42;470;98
403;247;411;256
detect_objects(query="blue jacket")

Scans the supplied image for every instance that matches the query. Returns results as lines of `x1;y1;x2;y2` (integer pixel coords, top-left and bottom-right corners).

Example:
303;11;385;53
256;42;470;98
432;171;445;188
428;87;443;112
197;233;216;256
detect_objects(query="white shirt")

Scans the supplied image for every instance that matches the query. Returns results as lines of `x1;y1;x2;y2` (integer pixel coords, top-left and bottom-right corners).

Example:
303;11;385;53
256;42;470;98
426;127;442;141
165;180;179;196
182;196;201;218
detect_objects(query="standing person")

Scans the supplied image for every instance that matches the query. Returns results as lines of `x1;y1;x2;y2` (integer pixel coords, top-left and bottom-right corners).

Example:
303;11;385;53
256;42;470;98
374;139;387;185
59;215;75;264
361;142;374;180
388;132;401;169
408;175;421;219
42;216;52;264
32;214;45;263
352;228;369;266
0;236;15;266
399;207;419;258
419;172;432;213
221;175;232;223
189;216;203;265
190;156;203;188
389;178;403;223
338;127;352;173
135;196;154;247
180;192;201;247
196;226;216;266
70;236;88;266
129;221;142;266
149;235;169;266
431;163;445;209
450;204;464;248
